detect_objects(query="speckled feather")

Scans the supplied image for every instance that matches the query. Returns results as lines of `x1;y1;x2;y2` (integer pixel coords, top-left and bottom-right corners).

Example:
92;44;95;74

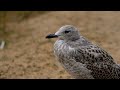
52;25;120;79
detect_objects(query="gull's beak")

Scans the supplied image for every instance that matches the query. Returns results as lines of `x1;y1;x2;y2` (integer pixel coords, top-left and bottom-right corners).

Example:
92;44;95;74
46;34;58;39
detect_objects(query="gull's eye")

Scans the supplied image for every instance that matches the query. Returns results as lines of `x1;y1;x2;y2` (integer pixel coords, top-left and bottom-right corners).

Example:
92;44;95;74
65;30;70;34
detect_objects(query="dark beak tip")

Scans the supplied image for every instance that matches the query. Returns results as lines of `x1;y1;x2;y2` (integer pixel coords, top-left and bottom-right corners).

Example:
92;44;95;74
45;34;58;39
46;35;50;39
45;35;48;38
45;34;52;39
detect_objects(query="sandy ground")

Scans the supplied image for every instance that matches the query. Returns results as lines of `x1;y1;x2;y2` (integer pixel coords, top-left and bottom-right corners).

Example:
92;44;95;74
0;11;120;79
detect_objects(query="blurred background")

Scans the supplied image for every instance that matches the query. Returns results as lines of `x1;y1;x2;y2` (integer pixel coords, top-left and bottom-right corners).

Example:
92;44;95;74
0;11;120;79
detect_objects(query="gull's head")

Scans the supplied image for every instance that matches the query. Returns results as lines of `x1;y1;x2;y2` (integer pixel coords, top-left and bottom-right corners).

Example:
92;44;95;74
46;25;80;41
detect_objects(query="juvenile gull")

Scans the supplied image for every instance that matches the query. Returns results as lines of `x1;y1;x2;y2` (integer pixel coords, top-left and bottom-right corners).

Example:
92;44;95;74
46;25;120;79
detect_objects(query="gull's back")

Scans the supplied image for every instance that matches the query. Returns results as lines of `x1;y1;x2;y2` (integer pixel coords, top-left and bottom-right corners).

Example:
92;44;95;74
54;35;120;79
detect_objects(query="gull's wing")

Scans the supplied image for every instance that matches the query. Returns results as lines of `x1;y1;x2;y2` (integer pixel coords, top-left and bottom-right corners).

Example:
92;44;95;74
69;45;120;79
118;64;120;67
86;62;120;79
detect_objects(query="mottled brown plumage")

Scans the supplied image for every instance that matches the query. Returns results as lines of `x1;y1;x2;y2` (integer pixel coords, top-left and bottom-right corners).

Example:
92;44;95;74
46;25;120;79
